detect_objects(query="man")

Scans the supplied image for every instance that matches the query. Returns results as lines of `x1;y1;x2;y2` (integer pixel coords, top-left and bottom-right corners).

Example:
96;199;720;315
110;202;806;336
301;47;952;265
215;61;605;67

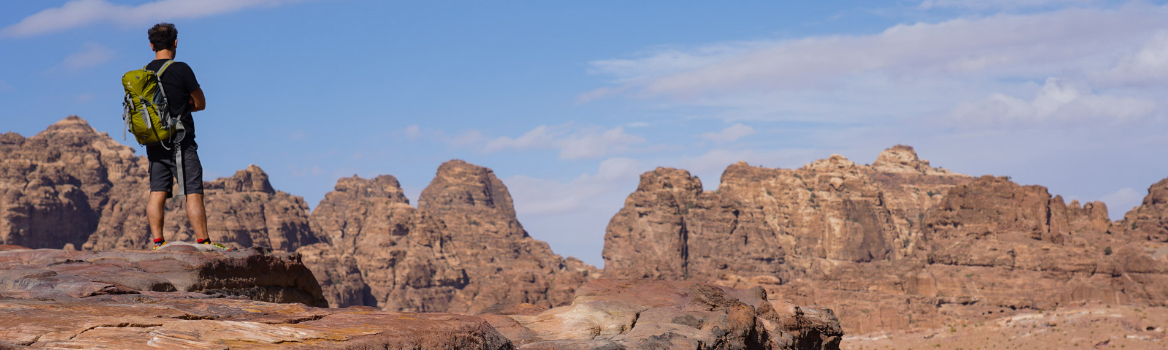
144;23;228;251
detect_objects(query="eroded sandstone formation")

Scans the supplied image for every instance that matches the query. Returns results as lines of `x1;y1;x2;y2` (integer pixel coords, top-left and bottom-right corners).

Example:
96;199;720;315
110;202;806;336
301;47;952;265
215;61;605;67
0;244;327;307
83;164;319;251
1111;178;1168;241
0;245;512;349
482;279;843;350
603;145;1168;334
0;117;321;252
299;160;599;314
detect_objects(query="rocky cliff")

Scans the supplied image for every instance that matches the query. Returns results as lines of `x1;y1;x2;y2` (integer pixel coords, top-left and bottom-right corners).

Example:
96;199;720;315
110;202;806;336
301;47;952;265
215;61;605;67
603;145;1168;333
0;117;320;252
299;160;599;313
1;117;598;316
1111;178;1168;241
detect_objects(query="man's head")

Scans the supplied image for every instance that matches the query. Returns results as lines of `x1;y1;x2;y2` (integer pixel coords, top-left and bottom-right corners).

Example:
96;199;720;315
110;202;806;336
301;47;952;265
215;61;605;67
148;23;178;52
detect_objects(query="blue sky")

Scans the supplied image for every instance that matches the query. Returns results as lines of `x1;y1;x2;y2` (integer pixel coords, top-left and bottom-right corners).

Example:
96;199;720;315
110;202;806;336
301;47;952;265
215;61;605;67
2;0;1167;267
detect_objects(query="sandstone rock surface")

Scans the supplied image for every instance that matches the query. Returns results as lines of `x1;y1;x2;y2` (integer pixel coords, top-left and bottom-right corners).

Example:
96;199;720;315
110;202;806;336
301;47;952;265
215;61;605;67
0;117;321;252
0;245;327;306
0;247;511;349
300;160;599;313
603;145;1168;334
483;279;842;350
1112;178;1168;242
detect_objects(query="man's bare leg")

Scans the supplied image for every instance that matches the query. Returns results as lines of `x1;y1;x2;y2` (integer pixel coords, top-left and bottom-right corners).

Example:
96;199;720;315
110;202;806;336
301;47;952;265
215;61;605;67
186;193;210;242
148;191;169;242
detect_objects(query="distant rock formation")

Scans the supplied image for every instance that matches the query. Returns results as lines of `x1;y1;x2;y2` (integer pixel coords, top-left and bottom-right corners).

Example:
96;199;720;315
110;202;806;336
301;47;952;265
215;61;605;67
83;164;319;251
1111;178;1168;241
0;116;141;250
603;145;1168;333
603;145;972;281
0;117;321;251
299;160;599;313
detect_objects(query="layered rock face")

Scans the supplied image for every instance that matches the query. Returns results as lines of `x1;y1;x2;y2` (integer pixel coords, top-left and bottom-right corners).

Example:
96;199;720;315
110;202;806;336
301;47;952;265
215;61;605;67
0;245;327;307
604;145;971;281
0;117;320;252
1112;178;1168;241
604;145;1168;333
300;160;598;314
483;279;842;350
83;164;319;251
0;246;512;349
0;117;143;250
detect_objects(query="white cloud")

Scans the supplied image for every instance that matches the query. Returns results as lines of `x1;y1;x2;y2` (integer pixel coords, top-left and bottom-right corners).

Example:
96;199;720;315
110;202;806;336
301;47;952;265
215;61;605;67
508;157;643;215
57;42;114;72
583;4;1167;100
919;0;1095;10
699;123;755;142
557;126;645;159
948;77;1155;126
0;80;13;92
1099;31;1168;86
1101;187;1143;220
1;0;310;38
404;124;422;139
74;93;94;103
485;125;557;152
481;124;647;159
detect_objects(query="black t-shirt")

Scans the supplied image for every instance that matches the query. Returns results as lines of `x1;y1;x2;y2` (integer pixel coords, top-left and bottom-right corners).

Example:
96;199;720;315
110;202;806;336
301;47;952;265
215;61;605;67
145;59;200;140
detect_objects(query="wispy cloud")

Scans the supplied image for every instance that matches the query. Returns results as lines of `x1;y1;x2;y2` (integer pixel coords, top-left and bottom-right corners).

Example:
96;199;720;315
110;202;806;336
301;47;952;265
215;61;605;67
55;42;115;72
918;0;1096;11
699;123;755;142
484;124;647;159
508;157;644;215
1;0;310;38
0;80;12;92
1098;31;1168;86
583;3;1166;103
948;77;1155;126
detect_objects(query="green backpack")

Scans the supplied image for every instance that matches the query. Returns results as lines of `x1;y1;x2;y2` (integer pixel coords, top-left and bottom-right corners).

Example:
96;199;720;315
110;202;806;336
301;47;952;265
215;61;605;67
121;60;184;146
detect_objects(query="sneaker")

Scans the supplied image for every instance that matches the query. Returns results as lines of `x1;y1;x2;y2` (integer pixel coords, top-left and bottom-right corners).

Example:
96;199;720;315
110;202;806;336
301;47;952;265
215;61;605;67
201;241;235;252
152;241;168;250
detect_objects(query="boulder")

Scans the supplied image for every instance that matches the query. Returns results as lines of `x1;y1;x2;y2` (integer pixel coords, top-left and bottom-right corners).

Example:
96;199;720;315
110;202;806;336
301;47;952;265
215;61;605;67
483;279;843;350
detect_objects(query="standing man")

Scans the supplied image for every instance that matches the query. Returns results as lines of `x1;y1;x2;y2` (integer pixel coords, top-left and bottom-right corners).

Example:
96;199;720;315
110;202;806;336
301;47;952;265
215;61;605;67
144;23;228;251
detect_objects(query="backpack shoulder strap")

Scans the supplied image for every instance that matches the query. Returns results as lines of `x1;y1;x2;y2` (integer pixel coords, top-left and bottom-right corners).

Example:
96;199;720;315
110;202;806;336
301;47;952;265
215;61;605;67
157;60;176;77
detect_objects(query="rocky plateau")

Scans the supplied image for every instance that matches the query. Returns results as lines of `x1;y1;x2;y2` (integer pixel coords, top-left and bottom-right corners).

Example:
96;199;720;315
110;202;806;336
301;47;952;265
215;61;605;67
5;116;1168;348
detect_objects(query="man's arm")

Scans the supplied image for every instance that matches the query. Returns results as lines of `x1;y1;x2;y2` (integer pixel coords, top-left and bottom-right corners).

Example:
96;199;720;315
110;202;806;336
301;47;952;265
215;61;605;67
189;88;206;112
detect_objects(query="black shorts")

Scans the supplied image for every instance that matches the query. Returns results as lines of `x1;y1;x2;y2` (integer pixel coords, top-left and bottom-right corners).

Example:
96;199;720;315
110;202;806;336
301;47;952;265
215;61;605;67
146;138;203;196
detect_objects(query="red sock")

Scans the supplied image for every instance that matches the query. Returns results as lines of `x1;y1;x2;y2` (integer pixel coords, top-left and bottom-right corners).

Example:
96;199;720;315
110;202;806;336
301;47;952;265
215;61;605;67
154;238;165;246
198;238;210;244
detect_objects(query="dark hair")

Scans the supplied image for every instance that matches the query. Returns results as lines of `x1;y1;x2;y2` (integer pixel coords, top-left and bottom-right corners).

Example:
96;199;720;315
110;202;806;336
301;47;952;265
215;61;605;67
148;23;178;52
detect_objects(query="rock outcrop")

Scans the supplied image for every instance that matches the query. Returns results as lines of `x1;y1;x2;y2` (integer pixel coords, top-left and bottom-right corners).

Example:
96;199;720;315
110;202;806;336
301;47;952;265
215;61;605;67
0;116;321;251
604;145;971;281
83;164;319;251
0;117;142;250
1112;178;1168;241
603;145;1168;334
0;246;512;349
482;279;843;350
300;160;599;314
0;245;327;307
